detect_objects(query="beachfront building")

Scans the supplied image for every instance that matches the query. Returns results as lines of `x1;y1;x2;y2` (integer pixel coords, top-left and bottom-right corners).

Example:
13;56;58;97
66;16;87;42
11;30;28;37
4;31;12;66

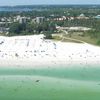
32;17;45;24
35;17;45;24
14;15;30;23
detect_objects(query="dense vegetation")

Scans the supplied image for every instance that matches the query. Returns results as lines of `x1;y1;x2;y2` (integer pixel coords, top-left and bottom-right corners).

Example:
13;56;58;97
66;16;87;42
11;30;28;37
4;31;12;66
8;21;56;39
0;5;100;44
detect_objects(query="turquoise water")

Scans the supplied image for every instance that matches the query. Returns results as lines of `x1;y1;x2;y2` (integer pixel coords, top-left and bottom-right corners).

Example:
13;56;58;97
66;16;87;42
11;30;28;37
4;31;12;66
0;65;100;100
0;65;100;81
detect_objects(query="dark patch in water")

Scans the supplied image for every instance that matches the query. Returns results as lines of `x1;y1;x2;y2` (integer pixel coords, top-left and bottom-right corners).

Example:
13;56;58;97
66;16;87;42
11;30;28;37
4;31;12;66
35;80;40;82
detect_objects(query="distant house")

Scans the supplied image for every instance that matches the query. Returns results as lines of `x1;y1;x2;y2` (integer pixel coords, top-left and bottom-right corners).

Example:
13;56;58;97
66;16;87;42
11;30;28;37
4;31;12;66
0;27;9;34
77;14;89;19
95;15;100;19
50;16;67;21
1;18;6;22
0;17;12;27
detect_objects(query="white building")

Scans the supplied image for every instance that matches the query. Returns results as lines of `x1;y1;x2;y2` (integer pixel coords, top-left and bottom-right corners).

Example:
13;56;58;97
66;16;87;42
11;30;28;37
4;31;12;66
14;15;30;23
34;17;45;23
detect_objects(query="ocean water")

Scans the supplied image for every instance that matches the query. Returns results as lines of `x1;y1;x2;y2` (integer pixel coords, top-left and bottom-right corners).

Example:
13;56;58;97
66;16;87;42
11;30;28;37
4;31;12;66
0;65;100;100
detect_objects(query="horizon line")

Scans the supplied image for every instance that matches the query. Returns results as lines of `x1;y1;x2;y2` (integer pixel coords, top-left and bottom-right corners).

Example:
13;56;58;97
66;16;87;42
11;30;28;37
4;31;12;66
0;4;100;7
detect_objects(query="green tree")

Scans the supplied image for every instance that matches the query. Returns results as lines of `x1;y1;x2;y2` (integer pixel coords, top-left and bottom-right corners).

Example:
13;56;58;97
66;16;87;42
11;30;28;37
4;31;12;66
44;31;52;39
9;22;26;36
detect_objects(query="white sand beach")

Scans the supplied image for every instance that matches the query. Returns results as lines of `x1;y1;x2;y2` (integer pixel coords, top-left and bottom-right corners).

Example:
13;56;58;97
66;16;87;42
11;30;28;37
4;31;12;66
0;34;100;68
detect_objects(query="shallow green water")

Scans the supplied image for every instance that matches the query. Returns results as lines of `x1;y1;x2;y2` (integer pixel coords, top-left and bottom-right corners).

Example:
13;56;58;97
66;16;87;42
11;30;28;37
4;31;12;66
0;65;100;100
0;65;100;81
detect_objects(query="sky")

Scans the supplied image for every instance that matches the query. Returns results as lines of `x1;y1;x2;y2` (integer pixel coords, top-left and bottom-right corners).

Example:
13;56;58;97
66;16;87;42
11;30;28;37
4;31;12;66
0;0;100;6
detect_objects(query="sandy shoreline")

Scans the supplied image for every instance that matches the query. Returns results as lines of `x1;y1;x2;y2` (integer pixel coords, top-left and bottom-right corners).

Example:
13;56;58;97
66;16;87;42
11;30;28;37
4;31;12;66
0;35;100;68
